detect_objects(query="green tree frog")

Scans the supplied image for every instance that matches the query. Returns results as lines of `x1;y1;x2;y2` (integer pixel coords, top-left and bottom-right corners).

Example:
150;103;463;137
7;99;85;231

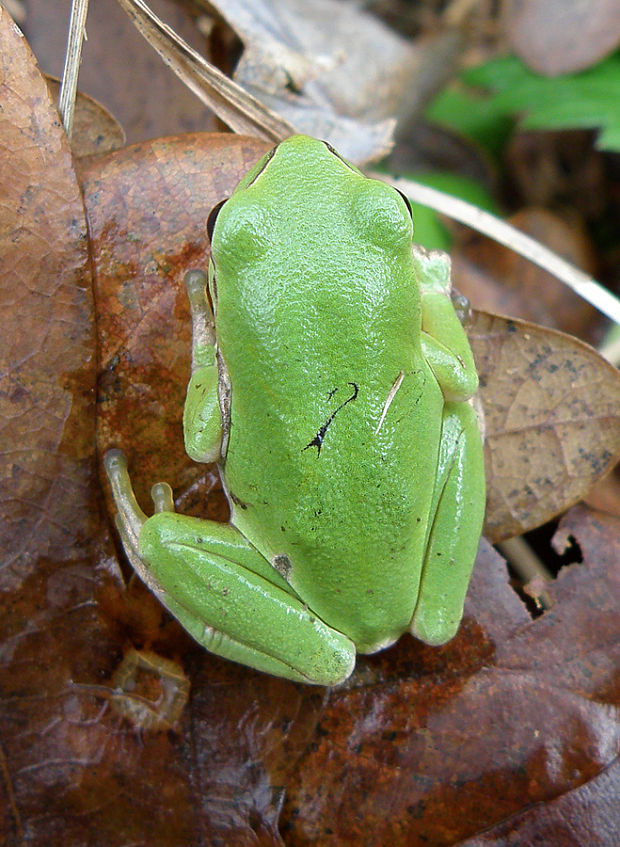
105;135;485;686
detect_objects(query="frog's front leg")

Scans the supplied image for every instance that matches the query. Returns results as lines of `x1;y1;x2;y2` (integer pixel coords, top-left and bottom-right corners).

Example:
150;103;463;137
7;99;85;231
414;248;479;403
182;270;222;463
104;452;355;686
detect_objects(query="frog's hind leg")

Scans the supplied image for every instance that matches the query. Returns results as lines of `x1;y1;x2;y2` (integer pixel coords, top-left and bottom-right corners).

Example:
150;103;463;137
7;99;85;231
104;450;355;686
139;512;356;685
409;401;485;645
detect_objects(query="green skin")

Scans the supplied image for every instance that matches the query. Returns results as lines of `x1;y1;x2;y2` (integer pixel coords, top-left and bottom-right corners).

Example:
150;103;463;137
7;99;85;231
105;135;485;686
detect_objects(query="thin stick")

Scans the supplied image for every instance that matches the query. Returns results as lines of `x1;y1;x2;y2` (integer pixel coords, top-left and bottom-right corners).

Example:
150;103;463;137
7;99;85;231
116;0;295;142
58;0;89;137
497;536;553;610
371;173;620;326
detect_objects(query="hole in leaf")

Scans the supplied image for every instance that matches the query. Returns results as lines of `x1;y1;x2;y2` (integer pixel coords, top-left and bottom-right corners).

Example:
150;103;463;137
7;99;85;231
498;519;584;618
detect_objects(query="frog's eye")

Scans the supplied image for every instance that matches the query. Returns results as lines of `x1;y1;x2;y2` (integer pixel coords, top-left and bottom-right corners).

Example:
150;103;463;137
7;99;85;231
206;199;228;243
211;200;270;267
350;181;414;250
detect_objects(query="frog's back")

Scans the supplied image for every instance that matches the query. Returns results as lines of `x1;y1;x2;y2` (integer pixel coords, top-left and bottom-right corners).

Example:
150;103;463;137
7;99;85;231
211;137;444;652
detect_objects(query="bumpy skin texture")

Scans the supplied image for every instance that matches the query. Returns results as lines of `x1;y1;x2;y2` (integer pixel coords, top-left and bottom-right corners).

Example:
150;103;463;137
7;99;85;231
216;142;443;653
108;135;485;685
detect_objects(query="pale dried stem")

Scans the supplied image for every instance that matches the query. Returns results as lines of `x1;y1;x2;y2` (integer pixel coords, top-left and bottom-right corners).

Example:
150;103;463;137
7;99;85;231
371;174;620;327
58;0;89;137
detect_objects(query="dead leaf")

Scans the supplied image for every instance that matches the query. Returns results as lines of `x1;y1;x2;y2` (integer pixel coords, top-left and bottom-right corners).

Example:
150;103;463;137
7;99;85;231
470;311;620;542
0;8;96;590
4;8;619;847
0;10;165;845
45;76;126;157
279;505;620;845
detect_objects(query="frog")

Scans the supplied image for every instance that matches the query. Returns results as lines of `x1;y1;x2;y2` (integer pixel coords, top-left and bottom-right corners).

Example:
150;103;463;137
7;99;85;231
104;134;485;686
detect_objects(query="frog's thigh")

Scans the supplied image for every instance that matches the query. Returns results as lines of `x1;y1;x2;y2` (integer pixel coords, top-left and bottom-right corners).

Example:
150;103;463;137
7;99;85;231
139;513;356;685
410;401;485;646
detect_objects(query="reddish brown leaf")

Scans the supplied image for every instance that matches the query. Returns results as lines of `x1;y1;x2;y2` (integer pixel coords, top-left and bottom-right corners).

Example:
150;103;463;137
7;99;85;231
80;133;271;518
0;8;95;588
462;758;620;846
4;21;618;842
279;506;620;845
0;9;130;845
0;14;199;847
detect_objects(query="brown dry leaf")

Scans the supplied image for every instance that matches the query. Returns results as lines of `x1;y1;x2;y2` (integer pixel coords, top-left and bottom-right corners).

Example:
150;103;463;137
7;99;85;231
470;311;620;542
80;133;271;515
45;76;126;157
280;505;620;845
502;0;620;76
0;9;150;845
3;15;619;842
0;9;96;590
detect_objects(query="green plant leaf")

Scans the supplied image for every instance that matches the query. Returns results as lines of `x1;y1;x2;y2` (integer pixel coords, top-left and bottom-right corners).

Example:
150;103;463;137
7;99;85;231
424;87;514;158
461;51;620;152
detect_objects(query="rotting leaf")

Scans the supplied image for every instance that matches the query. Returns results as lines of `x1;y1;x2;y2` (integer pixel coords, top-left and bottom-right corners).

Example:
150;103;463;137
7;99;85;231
278;506;620;845
470;311;620;542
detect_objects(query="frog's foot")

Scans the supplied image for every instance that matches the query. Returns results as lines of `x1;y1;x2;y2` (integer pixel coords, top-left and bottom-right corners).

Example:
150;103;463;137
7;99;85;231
104;449;175;591
104;450;355;685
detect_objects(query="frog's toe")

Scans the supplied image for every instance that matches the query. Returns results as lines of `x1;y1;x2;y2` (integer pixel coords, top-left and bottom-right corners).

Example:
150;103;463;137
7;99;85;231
104;449;148;548
151;481;175;513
